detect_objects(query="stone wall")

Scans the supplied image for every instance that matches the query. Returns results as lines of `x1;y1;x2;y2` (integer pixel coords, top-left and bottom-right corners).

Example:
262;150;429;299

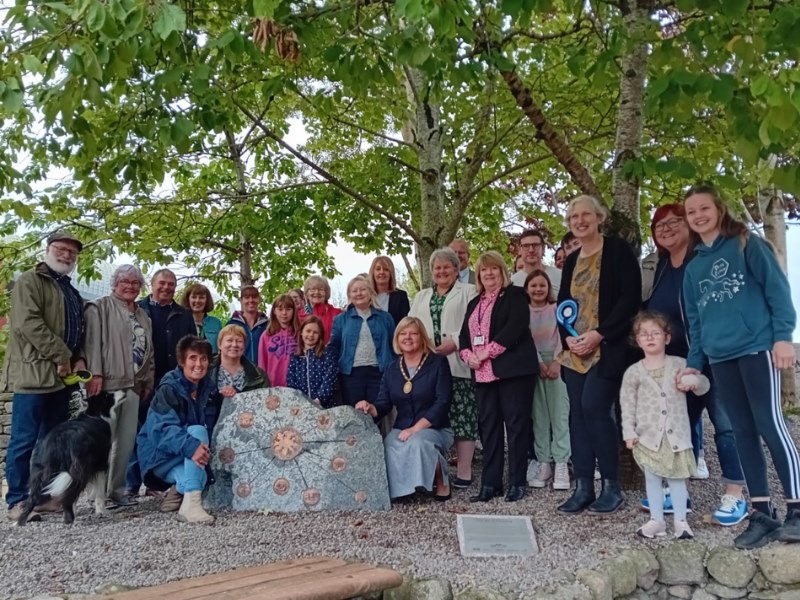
0;391;11;482
373;543;800;600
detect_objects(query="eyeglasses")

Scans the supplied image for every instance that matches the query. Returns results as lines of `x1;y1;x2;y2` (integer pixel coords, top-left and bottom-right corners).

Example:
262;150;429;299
117;279;142;288
49;244;79;257
520;242;543;250
637;330;665;340
654;218;683;233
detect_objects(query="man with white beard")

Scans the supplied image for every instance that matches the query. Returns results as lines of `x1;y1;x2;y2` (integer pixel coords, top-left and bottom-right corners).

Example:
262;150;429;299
2;231;87;522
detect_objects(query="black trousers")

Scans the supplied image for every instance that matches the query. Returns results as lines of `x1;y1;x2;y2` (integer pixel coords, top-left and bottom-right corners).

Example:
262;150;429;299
563;366;620;481
476;375;535;488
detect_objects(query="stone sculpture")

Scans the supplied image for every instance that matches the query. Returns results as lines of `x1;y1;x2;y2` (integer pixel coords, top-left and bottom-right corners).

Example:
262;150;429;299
203;387;391;512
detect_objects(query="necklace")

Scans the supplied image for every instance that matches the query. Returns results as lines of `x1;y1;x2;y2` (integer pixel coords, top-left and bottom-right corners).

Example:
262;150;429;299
399;352;429;394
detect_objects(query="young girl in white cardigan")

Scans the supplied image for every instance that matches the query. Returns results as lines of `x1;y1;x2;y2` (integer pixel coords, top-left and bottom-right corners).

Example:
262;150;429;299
621;311;710;539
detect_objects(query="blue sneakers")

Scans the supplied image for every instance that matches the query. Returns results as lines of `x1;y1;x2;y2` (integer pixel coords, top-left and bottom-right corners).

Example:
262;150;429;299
639;492;693;514
711;494;748;527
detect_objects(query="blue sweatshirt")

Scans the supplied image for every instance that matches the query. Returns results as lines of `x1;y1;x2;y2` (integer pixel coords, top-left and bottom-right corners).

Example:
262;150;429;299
683;234;796;369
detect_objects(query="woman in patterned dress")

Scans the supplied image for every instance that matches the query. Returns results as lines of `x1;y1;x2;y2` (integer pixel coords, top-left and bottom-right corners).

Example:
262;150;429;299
409;247;478;489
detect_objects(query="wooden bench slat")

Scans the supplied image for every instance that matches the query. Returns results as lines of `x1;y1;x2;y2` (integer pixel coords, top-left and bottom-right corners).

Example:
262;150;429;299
103;557;348;600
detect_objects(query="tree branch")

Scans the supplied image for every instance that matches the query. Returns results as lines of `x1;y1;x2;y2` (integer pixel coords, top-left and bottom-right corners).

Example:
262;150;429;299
388;155;427;176
401;253;420;292
201;238;242;254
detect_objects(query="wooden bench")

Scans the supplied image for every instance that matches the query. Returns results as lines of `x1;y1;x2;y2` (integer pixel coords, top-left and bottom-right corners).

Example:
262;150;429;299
100;556;404;600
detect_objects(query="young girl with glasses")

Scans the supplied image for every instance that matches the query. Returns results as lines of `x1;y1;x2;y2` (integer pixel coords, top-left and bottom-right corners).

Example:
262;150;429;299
621;311;710;540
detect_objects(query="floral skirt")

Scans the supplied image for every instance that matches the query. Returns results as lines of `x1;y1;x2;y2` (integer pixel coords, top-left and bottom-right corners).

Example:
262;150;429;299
634;433;697;479
450;377;478;441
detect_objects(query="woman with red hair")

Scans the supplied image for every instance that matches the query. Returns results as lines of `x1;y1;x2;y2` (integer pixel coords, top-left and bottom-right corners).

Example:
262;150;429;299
642;203;746;528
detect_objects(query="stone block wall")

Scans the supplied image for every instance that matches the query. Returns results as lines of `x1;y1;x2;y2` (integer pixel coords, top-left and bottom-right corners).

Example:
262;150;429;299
0;392;11;482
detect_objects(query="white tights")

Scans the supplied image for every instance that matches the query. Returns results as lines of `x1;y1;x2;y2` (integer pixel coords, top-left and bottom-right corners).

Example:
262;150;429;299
645;470;688;522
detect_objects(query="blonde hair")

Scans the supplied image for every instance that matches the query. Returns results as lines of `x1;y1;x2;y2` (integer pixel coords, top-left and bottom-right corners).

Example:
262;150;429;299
217;324;247;346
303;275;331;303
369;256;398;292
392;316;435;355
347;275;379;308
474;251;511;294
565;195;608;229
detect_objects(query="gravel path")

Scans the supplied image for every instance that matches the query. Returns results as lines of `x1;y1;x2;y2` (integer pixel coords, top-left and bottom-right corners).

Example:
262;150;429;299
2;414;799;600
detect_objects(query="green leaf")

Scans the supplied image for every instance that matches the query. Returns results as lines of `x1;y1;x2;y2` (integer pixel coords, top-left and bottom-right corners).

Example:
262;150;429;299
411;45;431;66
710;78;735;103
722;0;748;17
253;0;279;18
87;2;106;32
153;3;186;41
22;54;44;74
502;0;524;20
648;76;670;98
751;74;770;97
758;117;771;146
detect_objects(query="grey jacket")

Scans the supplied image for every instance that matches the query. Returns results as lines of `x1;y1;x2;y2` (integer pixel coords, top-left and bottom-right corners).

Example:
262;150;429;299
84;294;155;397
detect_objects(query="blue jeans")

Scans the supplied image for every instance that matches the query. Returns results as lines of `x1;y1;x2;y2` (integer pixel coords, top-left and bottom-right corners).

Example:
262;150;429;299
5;389;71;507
152;425;208;494
686;370;745;485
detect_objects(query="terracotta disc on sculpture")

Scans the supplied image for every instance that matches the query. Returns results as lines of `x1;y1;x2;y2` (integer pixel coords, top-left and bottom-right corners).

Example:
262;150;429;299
266;395;281;410
303;488;321;506
271;426;304;460
237;411;255;428
317;414;332;430
345;436;357;447
236;482;252;498
273;478;290;496
330;456;347;472
355;491;367;503
218;447;235;465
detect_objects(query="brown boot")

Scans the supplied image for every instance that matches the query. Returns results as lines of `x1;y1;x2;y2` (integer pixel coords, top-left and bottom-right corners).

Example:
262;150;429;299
34;497;63;513
7;503;42;523
160;486;183;513
177;491;214;524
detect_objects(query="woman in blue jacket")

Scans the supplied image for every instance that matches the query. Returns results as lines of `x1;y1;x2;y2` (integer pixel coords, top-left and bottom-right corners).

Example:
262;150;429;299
328;276;396;409
681;183;799;550
137;335;216;525
356;317;453;501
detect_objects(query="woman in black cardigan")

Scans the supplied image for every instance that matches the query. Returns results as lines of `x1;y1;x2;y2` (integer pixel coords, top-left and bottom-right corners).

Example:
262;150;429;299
459;251;539;502
369;256;410;326
556;195;641;514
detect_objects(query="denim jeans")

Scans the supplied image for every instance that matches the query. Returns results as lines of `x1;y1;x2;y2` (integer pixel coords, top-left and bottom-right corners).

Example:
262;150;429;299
686;369;745;485
152;425;208;494
5;389;71;507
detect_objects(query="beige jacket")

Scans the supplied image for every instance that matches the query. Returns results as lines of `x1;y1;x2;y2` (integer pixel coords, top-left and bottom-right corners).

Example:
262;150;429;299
620;356;709;453
84;294;155;397
409;282;477;379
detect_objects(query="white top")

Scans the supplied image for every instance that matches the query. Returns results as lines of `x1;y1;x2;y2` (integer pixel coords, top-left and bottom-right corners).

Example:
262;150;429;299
353;311;378;367
377;292;390;312
511;265;562;297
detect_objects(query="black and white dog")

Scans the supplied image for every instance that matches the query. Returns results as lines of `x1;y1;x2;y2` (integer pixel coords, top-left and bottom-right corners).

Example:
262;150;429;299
16;390;121;526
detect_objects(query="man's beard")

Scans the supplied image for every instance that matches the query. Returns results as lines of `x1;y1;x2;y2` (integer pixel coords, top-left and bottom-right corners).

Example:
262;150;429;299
43;252;76;276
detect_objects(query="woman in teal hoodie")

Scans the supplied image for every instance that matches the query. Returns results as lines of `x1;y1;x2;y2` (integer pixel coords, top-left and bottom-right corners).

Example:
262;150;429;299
681;183;799;550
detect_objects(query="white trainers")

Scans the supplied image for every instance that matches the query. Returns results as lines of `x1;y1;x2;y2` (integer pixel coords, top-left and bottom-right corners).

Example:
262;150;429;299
692;456;709;480
553;463;571;490
530;462;553;488
637;519;667;539
526;460;541;486
674;520;694;539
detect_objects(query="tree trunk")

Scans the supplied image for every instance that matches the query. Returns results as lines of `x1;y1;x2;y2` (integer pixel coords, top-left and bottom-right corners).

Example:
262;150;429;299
225;128;254;286
609;0;649;252
758;187;798;409
402;67;446;287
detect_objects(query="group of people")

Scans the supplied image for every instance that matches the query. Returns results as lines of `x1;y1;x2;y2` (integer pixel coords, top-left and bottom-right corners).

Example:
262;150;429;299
2;184;799;550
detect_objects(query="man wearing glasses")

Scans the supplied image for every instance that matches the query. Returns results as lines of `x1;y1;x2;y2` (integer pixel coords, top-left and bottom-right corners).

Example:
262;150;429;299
511;229;562;296
3;231;88;522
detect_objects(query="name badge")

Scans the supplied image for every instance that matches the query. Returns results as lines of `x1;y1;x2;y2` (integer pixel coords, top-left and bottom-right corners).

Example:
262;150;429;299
473;335;485;346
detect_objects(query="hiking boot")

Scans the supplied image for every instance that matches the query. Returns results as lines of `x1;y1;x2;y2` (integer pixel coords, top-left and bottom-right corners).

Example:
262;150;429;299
734;511;782;550
557;477;595;514
160;486;183;513
711;494;747;527
774;507;800;543
34;497;63;513
588;479;624;514
691;456;709;480
177;491;214;525
529;462;553;488
7;503;42;524
636;519;666;539
674;520;694;539
553;463;571;491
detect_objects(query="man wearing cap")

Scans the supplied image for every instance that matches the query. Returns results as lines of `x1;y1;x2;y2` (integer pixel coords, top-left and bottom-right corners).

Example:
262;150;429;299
2;231;87;522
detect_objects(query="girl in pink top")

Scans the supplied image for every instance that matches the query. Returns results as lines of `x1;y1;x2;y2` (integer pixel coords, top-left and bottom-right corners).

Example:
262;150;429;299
258;294;299;386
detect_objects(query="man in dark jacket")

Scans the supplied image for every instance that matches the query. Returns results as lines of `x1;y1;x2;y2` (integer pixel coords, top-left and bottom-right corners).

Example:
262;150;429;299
126;268;195;496
3;231;86;522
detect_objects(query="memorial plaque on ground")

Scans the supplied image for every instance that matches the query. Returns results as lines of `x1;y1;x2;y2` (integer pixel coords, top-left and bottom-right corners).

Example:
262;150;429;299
204;387;391;512
456;514;539;557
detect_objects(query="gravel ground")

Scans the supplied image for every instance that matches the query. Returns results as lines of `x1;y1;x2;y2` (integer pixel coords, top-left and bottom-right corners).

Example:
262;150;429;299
2;414;799;600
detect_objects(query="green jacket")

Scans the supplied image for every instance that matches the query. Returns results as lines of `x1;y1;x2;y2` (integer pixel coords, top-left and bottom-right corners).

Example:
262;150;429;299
1;263;84;394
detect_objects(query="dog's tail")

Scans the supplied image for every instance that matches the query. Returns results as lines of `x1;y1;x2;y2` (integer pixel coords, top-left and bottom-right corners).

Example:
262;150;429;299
43;472;74;497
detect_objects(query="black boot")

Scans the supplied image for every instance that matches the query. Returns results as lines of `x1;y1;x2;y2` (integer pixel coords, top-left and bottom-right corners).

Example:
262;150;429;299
588;479;624;514
505;485;526;502
470;486;503;503
557;478;596;514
